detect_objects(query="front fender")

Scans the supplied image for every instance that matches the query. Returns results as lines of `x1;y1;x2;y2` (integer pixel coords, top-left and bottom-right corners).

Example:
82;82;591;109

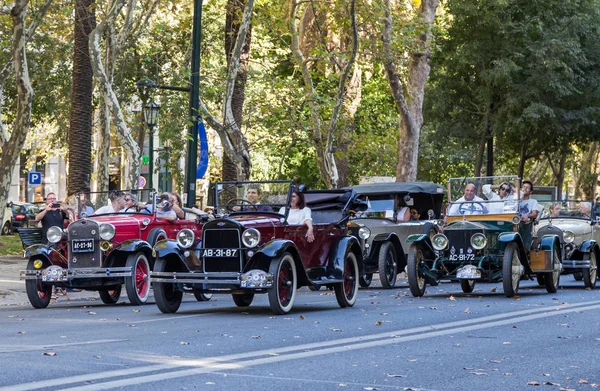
153;239;185;260
24;244;56;258
580;239;597;254
327;236;362;279
107;239;155;268
539;235;560;252
407;234;436;260
256;239;297;259
498;232;528;269
114;239;152;253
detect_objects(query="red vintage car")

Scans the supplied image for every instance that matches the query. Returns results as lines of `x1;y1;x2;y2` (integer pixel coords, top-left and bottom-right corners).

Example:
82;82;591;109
151;181;367;315
20;190;206;308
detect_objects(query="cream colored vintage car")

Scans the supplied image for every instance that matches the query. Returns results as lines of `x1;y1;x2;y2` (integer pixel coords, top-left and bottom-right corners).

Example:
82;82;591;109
536;200;599;288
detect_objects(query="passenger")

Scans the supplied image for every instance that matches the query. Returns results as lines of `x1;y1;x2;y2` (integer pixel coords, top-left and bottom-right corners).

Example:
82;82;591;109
409;208;421;221
79;195;94;217
549;202;561;217
518;180;542;222
156;192;177;221
278;190;314;242
170;192;186;219
482;182;515;201
579;202;592;218
121;193;138;212
35;192;70;244
94;191;125;214
448;183;486;215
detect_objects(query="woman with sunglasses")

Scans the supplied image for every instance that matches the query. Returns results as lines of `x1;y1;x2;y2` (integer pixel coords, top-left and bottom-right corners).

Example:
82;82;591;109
482;182;515;201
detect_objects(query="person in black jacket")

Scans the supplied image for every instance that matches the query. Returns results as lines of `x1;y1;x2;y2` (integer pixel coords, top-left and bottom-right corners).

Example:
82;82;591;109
35;192;70;244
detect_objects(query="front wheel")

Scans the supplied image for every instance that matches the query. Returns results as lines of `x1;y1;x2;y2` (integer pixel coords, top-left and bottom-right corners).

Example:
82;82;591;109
2;221;11;235
378;241;398;289
460;279;475;294
334;251;359;308
583;251;597;289
503;242;522;297
99;285;122;304
544;248;561;293
232;293;254;307
153;258;183;313
359;273;373;288
268;253;297;314
407;244;426;297
25;259;52;309
125;253;151;305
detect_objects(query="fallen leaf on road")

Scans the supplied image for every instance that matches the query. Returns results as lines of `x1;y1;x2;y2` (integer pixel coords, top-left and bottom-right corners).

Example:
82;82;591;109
330;328;342;332
430;307;437;310
43;352;57;356
544;382;560;386
503;342;511;345
299;315;305;320
380;312;388;316
375;321;382;326
454;344;460;347
132;309;140;313
17;331;25;334
86;311;97;315
470;372;487;376
489;360;501;363
579;379;589;384
448;296;456;301
559;388;575;391
408;359;417;362
252;335;261;339
180;342;189;345
362;387;378;390
386;374;407;378
527;381;540;386
464;308;471;313
490;288;497;292
513;296;520;300
503;373;513;376
94;356;101;359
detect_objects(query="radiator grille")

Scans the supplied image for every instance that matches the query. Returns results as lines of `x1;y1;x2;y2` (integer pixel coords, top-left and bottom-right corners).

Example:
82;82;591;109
67;220;102;269
203;228;242;272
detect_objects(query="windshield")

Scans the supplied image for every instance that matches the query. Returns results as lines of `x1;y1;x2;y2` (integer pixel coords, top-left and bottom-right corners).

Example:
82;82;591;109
75;189;156;217
215;181;292;215
539;200;594;220
447;176;520;216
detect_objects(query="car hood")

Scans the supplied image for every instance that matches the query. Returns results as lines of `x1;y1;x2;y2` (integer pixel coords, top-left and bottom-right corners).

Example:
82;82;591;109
87;215;142;240
537;218;592;236
445;220;505;232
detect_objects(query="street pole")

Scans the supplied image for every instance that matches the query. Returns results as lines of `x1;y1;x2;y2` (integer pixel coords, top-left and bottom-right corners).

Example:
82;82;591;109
148;125;154;190
184;0;203;207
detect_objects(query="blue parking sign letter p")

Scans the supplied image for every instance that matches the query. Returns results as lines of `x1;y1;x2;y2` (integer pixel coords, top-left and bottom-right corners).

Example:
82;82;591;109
28;172;42;185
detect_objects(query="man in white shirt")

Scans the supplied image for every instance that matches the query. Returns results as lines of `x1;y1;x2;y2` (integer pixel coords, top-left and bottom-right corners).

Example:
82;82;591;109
94;191;125;215
448;183;486;215
518;180;542;222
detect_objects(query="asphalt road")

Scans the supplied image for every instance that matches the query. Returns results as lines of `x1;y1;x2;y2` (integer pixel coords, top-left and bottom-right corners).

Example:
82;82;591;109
1;256;599;391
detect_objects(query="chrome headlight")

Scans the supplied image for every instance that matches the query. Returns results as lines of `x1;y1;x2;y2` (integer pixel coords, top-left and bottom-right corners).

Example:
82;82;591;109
177;229;195;248
563;230;575;244
512;216;521;225
470;233;487;250
47;226;64;244
242;228;261;248
99;223;116;241
432;234;449;251
358;226;371;240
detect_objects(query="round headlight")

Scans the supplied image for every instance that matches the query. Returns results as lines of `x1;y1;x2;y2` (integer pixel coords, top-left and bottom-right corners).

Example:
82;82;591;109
47;226;63;244
177;229;195;248
563;230;575;244
358;226;371;240
242;228;261;248
512;216;521;225
470;233;487;250
99;223;116;240
432;234;448;251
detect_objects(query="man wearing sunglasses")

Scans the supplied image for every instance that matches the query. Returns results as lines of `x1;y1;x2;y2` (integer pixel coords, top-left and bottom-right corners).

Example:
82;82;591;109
482;182;515;201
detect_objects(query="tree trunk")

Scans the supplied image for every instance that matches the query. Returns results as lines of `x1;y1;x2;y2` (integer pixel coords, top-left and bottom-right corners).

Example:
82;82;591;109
67;0;96;196
574;142;597;199
336;65;362;188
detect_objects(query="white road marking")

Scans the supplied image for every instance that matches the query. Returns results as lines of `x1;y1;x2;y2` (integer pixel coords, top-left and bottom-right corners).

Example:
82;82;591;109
0;339;128;354
0;279;24;284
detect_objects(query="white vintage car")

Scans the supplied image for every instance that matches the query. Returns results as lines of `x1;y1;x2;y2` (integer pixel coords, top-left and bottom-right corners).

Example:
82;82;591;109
535;200;599;288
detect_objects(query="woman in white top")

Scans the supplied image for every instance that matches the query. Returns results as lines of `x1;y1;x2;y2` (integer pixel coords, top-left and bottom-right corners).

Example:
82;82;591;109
279;191;314;242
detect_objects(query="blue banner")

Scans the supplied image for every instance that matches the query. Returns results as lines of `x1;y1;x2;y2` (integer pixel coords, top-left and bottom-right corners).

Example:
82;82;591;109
196;121;209;179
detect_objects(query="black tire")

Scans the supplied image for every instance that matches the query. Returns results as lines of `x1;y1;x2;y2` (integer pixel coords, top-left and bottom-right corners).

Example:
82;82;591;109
232;293;254;307
125;253;151;305
194;292;213;301
407;244;426;297
583;251;597;289
359;273;373;288
25;259;52;309
334;251;359;308
378;241;398;289
536;274;546;286
460;279;475;294
147;228;168;246
308;285;322;291
2;221;11;235
573;272;583;281
99;286;122;304
268;253;297;314
544;248;561;293
503;242;522;297
153;258;183;313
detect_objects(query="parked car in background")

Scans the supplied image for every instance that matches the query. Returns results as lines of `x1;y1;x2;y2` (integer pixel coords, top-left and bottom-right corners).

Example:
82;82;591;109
20;190;208;309
151;181;367;315
347;181;445;289
9;202;40;231
2;206;11;235
536;200;599;288
407;176;562;298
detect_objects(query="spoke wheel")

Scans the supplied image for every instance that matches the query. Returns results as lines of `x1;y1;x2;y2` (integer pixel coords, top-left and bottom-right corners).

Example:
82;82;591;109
407;244;426;297
583;251;597;289
502;242;522;297
232;293;254;307
194;292;213;301
125;253;151;305
544;248;561;293
378;242;398;289
25;259;52;309
359;273;373;288
334;251;359;308
268;253;297;314
153;258;183;313
460;279;476;294
99;285;122;304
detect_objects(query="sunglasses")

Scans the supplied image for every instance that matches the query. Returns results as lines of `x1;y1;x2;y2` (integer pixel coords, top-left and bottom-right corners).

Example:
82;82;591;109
499;186;508;191
124;198;132;201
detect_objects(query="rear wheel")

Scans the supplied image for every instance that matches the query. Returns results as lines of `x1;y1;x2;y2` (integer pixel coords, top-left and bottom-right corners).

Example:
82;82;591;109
25;259;52;309
125;253;151;305
503;242;522;297
153;258;183;313
460;279;476;293
268;253;297;314
99;286;122;304
378;241;398;289
583;251;597;289
2;221;11;235
359;273;373;288
334;251;359;308
536;274;546;286
407;244;426;297
194;292;213;301
544;248;561;293
232;293;254;307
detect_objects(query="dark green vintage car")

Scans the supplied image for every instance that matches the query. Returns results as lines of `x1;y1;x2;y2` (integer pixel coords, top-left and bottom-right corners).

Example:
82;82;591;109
407;176;562;297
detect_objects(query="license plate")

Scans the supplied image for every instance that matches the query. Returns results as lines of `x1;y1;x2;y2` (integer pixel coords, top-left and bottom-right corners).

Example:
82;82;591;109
201;248;238;257
449;253;475;262
72;239;94;253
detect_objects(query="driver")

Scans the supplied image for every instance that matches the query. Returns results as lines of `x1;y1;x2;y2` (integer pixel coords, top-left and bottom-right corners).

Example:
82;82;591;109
241;185;272;212
448;183;487;215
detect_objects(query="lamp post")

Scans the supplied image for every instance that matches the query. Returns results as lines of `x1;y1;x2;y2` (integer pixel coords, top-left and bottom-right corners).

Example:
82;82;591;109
143;101;160;190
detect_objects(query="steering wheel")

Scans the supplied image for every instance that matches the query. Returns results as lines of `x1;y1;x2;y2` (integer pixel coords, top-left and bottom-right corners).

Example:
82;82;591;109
123;206;137;213
225;198;256;212
458;202;488;215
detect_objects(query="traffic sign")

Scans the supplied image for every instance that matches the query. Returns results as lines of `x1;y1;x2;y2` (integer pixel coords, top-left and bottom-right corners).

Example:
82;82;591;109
139;176;147;188
141;155;149;165
28;172;42;185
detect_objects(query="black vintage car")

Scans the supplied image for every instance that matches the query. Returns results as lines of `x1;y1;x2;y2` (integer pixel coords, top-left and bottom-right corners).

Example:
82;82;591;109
151;181;367;315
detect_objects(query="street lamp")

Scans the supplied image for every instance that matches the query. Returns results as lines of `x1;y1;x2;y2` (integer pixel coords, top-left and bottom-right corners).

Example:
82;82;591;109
143;100;161;190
